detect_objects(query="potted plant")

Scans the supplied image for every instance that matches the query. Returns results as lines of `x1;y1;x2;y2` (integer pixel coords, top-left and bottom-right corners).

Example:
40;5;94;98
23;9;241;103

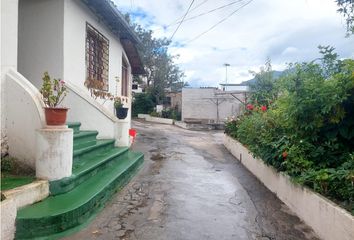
40;72;68;125
114;97;128;119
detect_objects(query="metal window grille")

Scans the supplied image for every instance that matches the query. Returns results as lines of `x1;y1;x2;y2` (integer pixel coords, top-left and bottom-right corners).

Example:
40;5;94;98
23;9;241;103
86;23;109;91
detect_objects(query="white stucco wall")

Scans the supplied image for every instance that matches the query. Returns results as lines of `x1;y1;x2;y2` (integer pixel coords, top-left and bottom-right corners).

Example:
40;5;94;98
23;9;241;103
5;70;46;168
182;88;244;122
63;0;132;108
16;0;133;145
18;0;64;88
1;0;19;156
62;0;132;142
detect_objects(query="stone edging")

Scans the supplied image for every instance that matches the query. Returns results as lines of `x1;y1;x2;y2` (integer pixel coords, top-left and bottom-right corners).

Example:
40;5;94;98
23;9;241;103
137;114;174;125
223;134;354;240
1;180;49;240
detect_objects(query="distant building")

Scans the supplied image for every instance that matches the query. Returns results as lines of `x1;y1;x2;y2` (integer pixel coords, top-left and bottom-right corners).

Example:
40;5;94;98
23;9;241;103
219;83;250;92
182;86;249;124
165;91;182;112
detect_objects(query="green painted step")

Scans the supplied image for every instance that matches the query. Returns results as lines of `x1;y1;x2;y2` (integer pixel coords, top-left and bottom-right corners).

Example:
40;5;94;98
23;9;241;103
73;130;98;146
73;139;115;161
16;151;144;240
67;122;81;134
50;147;129;195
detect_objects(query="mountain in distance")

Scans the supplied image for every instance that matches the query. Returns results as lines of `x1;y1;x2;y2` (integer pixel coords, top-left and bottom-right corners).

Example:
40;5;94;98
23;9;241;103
240;70;284;86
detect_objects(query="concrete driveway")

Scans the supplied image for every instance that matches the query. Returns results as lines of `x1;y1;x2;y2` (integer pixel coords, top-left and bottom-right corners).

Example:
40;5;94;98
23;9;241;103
65;120;319;240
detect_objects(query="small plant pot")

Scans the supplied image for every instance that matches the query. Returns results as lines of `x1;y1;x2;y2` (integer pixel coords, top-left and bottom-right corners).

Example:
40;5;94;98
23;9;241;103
116;107;128;119
44;107;69;125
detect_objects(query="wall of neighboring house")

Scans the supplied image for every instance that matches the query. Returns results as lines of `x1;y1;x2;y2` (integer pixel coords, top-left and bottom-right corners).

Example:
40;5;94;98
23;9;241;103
166;92;182;112
18;0;64;88
182;88;245;123
63;0;131;115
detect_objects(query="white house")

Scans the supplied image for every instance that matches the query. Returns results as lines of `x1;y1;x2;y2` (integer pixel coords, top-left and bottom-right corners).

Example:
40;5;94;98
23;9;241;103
1;0;144;169
1;0;145;239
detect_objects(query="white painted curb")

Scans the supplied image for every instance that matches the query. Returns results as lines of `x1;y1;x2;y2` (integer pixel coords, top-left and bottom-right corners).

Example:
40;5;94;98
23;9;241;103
1;180;49;240
138;114;174;125
1;198;16;240
2;180;49;209
223;134;354;240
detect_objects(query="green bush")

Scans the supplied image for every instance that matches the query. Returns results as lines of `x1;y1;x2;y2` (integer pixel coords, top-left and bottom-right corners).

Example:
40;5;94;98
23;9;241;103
161;108;181;120
1;156;13;172
225;47;354;214
132;93;155;117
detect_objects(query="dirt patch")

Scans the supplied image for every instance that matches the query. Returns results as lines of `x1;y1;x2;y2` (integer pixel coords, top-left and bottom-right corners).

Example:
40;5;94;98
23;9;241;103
150;153;165;175
150;153;164;161
1;156;35;176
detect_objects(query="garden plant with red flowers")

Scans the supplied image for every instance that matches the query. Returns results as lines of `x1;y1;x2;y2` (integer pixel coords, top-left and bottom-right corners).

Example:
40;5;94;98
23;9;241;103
225;46;354;214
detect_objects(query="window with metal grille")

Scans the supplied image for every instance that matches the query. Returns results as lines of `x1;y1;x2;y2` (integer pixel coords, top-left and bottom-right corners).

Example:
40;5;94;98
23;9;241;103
85;23;109;91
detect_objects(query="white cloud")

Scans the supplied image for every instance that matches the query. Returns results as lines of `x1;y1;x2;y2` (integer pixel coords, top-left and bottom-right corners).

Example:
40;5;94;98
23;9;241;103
115;0;354;87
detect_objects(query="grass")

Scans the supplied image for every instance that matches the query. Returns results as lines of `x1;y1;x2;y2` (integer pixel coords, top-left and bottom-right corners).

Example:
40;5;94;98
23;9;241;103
1;155;35;192
1;174;35;191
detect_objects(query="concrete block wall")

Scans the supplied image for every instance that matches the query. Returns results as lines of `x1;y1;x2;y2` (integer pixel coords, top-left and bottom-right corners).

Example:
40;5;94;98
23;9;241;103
182;88;244;123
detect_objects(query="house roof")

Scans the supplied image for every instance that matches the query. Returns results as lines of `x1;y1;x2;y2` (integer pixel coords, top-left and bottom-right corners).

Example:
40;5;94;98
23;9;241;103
81;0;145;75
219;83;248;86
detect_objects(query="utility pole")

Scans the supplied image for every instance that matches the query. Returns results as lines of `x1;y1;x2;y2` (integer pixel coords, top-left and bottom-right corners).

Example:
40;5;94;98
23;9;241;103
223;63;230;91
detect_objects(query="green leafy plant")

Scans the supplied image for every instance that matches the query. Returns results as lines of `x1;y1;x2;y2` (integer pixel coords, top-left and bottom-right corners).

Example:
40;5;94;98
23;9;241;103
132;93;155;117
225;47;354;214
114;96;129;109
114;97;123;108
40;72;68;107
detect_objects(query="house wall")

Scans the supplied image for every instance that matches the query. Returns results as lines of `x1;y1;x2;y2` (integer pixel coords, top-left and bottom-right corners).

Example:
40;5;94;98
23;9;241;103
62;0;132;135
1;0;19;157
63;0;131;114
182;88;244;123
166;92;182;112
16;0;132;144
18;0;64;88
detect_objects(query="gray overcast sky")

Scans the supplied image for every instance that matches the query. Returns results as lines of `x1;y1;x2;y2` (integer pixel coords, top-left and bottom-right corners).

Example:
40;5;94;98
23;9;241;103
115;0;354;87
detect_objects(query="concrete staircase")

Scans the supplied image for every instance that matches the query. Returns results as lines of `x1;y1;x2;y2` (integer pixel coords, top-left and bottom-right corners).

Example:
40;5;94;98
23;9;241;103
15;122;144;239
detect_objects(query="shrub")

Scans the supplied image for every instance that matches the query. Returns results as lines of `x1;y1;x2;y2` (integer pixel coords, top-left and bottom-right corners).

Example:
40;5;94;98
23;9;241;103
132;93;155;117
161;108;181;120
225;47;354;213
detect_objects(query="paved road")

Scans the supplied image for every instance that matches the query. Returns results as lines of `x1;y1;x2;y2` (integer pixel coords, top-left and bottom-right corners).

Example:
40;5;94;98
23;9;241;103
66;120;319;240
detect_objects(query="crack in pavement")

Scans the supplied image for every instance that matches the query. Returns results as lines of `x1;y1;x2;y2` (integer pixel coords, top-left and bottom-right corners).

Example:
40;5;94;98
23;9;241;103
64;121;321;240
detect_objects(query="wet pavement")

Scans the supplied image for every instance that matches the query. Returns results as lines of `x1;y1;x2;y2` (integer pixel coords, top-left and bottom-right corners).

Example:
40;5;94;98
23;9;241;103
65;120;320;240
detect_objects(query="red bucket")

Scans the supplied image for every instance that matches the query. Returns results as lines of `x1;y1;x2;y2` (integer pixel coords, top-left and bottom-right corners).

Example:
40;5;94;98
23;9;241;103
129;129;137;138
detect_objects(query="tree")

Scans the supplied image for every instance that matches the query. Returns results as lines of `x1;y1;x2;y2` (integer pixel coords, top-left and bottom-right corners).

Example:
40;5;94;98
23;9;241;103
336;0;354;36
248;59;278;106
125;14;186;104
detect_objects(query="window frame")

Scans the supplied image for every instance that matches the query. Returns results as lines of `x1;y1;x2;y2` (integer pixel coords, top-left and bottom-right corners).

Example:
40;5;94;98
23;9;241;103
85;22;110;91
121;56;129;97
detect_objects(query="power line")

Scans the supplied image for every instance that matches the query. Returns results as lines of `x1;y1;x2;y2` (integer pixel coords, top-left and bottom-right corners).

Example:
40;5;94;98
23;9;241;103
168;0;209;26
167;0;245;28
184;0;254;44
169;0;195;41
190;0;209;12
